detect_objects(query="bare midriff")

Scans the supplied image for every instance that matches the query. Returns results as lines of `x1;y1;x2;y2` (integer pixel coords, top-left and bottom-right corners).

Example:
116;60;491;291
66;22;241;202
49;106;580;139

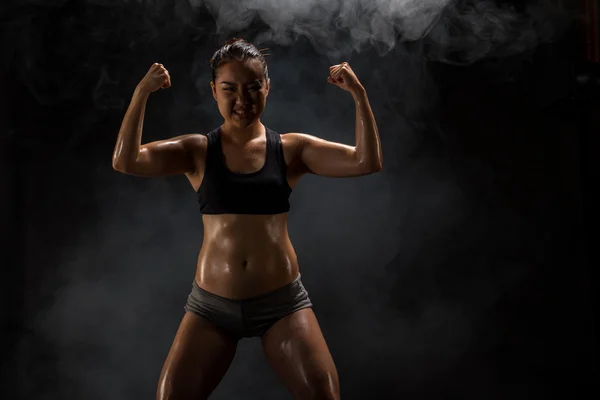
195;212;299;300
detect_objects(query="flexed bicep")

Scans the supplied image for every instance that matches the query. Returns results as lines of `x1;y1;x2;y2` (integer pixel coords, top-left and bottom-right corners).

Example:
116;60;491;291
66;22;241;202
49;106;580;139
118;134;204;177
284;133;378;178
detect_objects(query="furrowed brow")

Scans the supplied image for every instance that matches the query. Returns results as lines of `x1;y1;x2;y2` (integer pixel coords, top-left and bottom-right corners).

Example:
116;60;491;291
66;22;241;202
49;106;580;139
219;80;261;86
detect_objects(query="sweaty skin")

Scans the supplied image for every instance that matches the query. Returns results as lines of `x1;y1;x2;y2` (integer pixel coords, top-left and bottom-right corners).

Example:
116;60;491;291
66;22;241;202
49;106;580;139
113;59;381;299
189;139;303;299
112;57;381;399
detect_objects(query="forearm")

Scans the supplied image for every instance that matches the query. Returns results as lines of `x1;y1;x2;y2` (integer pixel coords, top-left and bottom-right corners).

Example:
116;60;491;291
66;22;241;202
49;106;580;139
352;86;382;170
112;85;151;170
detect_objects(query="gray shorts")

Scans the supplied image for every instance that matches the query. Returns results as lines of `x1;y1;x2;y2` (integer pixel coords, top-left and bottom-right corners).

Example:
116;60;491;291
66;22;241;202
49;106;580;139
184;273;313;340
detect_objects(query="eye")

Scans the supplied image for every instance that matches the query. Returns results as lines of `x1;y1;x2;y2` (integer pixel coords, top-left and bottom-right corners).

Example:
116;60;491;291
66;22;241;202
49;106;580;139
224;87;235;92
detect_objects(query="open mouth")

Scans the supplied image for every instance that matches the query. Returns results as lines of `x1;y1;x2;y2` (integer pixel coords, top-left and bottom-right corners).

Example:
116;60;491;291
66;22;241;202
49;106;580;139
234;109;252;119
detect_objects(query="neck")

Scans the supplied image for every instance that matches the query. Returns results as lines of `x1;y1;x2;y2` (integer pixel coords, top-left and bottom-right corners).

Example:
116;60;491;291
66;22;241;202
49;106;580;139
221;119;265;144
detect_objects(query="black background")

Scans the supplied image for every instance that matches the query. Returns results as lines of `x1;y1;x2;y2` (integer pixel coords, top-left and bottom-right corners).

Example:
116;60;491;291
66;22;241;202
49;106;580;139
1;0;598;399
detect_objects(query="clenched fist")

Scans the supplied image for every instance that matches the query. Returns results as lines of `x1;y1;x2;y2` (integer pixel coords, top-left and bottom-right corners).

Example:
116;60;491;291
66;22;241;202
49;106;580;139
138;63;171;93
328;62;363;94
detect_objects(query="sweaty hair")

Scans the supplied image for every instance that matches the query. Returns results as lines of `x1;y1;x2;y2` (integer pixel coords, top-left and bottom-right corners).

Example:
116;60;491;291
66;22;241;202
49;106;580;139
209;38;270;84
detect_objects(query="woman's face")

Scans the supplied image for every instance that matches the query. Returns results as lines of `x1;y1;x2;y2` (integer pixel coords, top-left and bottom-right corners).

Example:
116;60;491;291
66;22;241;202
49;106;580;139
210;58;270;128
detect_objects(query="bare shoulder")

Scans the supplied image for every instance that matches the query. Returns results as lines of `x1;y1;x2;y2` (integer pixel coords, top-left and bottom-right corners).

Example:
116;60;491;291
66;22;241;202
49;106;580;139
280;132;330;155
279;132;314;175
173;133;208;163
280;132;306;160
180;133;208;151
175;133;208;177
280;132;316;146
280;132;320;154
280;132;297;146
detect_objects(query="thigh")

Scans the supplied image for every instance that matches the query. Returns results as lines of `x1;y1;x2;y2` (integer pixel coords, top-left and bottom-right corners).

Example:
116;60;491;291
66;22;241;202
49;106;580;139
261;308;340;400
157;311;238;400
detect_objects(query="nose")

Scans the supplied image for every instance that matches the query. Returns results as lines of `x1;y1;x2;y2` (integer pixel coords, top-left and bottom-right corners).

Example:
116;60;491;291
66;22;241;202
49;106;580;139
235;90;251;105
235;96;249;106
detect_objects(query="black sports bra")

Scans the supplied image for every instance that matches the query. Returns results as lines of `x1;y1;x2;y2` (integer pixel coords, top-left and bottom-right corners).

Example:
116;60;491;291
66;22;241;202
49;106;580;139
197;126;292;215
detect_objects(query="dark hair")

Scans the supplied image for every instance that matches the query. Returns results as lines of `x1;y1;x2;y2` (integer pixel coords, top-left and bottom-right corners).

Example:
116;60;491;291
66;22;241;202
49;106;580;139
209;38;270;84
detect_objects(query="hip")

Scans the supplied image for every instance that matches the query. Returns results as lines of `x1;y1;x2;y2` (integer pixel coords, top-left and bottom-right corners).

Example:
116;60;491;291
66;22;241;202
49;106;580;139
184;272;312;339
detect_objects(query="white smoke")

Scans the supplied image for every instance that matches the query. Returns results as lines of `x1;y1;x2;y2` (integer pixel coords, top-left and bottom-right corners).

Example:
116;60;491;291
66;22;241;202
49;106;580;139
191;0;573;63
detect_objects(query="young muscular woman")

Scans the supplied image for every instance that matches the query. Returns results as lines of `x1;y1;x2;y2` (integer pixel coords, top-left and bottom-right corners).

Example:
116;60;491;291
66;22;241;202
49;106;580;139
112;38;382;400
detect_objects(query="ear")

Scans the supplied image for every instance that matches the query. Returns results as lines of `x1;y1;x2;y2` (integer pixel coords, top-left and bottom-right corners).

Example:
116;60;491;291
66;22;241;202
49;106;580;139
210;81;217;101
265;78;270;95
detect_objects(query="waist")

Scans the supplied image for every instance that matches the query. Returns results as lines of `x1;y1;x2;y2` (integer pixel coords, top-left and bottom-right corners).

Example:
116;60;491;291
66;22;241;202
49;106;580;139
196;214;299;299
195;255;299;299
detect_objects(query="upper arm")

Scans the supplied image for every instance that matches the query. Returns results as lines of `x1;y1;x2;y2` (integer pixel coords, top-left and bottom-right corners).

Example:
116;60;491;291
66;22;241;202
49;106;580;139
116;134;205;177
284;133;376;178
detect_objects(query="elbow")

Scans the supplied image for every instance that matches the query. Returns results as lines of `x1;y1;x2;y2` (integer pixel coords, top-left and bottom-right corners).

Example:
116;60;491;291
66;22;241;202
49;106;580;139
112;159;123;172
359;159;382;175
372;152;383;172
356;149;382;174
112;158;130;173
112;153;137;173
373;159;383;172
112;153;122;171
369;163;382;174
